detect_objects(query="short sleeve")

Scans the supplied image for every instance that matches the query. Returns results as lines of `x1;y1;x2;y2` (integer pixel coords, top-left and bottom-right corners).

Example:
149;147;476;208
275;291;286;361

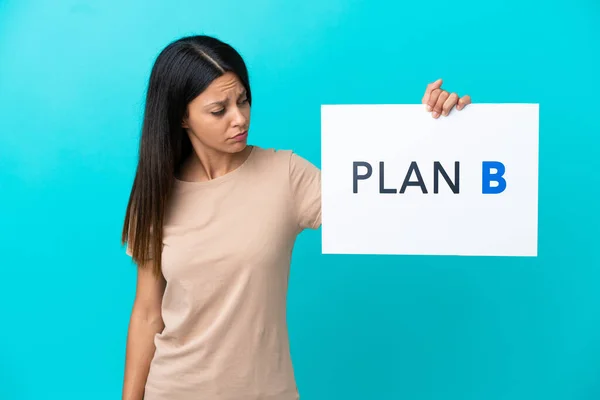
289;152;321;230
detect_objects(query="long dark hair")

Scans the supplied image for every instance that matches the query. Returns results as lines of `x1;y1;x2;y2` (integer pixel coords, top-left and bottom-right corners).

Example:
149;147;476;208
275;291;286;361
121;35;252;276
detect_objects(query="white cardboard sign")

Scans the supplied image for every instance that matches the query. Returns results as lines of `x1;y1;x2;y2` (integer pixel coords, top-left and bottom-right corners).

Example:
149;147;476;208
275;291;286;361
321;104;539;257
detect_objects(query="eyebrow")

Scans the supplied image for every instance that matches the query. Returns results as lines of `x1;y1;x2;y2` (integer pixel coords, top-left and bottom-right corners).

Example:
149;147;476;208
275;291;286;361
205;90;247;107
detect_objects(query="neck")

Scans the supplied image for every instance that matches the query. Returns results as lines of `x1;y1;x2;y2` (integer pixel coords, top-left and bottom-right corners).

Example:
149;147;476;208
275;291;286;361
179;145;252;182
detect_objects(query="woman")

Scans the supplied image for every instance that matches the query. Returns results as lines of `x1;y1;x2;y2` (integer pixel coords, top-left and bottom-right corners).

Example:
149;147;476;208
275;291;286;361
121;34;471;400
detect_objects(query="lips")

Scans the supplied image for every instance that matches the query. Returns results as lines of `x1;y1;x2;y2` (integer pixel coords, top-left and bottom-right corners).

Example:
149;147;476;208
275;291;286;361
232;130;248;141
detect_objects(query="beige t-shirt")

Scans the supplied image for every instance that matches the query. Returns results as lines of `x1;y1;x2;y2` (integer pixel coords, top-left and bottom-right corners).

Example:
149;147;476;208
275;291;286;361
126;146;321;400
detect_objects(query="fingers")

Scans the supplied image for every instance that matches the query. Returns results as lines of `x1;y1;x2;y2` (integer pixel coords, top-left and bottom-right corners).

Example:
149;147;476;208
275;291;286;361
456;95;471;111
441;93;459;116
431;91;450;118
426;88;441;113
423;79;471;118
422;79;443;110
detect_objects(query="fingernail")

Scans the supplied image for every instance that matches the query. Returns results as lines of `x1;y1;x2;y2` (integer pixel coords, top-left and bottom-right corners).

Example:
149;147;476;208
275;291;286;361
432;112;439;118
442;111;448;116
426;105;431;112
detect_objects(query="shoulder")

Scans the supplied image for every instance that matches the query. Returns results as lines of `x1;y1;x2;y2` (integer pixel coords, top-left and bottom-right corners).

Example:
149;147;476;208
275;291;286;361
249;145;292;163
250;145;319;172
248;145;292;176
247;145;321;229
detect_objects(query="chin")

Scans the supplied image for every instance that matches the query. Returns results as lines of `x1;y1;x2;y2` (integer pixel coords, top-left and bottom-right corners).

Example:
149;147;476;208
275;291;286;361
228;142;248;153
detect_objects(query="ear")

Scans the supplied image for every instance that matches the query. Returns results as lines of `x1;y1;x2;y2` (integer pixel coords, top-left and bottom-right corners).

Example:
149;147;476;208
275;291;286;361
181;114;190;129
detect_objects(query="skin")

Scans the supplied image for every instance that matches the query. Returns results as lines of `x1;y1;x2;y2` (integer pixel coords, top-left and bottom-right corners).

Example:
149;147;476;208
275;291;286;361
122;73;470;400
422;78;471;118
179;72;252;182
122;259;166;400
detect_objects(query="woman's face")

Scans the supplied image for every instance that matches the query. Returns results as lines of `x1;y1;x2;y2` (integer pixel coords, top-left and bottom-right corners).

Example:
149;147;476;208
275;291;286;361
182;72;250;154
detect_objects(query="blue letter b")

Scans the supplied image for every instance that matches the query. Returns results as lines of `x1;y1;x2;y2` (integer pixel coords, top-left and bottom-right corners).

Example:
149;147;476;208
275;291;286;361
482;161;506;194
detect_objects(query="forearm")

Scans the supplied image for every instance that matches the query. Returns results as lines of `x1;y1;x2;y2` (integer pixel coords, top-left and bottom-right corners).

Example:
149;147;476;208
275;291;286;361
122;309;164;400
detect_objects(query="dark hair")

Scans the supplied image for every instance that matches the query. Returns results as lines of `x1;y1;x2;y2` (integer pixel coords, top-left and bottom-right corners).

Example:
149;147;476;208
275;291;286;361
121;35;252;276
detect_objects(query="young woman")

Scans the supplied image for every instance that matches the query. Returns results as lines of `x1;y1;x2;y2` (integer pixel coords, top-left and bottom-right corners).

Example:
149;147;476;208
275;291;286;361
121;34;471;400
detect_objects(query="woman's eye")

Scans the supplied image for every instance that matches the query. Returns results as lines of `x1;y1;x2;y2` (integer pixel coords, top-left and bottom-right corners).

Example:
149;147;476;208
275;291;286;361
211;109;225;116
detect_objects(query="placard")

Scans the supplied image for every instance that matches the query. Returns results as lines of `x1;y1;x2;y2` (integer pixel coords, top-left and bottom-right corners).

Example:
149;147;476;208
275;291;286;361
321;104;539;257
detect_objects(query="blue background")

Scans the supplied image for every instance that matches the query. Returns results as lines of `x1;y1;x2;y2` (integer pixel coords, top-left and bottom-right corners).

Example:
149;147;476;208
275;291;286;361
1;0;599;399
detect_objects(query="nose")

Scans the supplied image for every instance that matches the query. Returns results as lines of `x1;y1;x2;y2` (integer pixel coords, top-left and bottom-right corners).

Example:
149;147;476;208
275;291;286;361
231;105;248;127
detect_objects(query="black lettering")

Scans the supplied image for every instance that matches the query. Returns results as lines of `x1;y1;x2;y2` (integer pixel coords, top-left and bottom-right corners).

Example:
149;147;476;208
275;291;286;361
433;161;460;193
379;162;397;194
353;161;372;193
399;161;428;193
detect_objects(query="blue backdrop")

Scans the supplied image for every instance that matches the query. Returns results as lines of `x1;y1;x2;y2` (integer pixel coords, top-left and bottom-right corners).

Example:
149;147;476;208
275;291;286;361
1;0;599;399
